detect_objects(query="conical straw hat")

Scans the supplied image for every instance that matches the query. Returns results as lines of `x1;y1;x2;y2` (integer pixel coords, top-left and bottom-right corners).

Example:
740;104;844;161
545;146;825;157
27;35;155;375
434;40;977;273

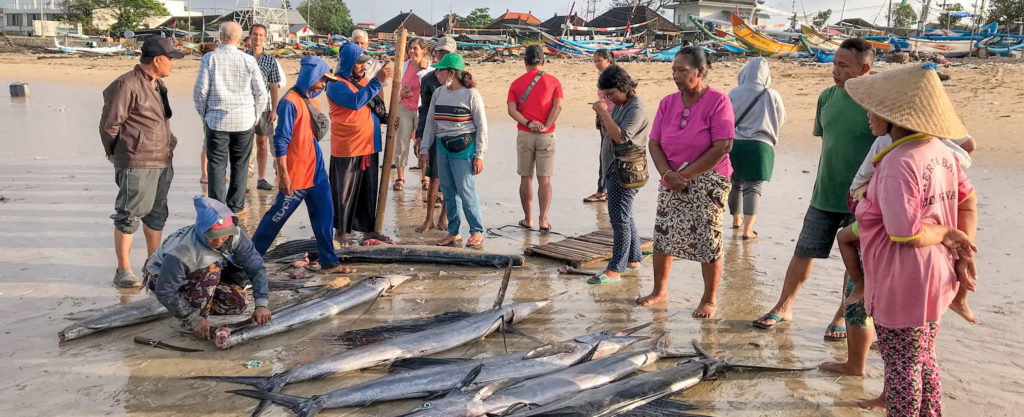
844;63;967;140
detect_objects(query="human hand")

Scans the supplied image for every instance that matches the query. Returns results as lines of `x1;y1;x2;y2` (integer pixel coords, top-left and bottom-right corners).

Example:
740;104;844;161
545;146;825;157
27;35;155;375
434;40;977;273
942;228;977;260
269;112;278;123
664;171;689;192
252;306;272;324
528;121;544;133
400;85;413;98
592;100;608;114
194;318;215;340
955;258;977;292
375;61;394;82
278;173;292;196
418;154;429;171
472;158;483;175
106;154;114;164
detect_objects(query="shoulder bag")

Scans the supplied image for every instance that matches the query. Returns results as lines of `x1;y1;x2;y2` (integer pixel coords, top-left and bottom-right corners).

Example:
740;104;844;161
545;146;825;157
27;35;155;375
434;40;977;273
293;87;330;141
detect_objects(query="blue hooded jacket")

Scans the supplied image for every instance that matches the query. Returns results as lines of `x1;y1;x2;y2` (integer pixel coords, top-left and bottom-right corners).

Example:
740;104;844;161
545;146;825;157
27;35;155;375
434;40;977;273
273;55;333;158
146;196;269;328
326;42;384;152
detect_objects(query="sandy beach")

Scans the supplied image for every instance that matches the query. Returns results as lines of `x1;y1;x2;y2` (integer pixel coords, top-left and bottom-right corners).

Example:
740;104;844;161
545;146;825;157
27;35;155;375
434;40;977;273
1;52;1023;416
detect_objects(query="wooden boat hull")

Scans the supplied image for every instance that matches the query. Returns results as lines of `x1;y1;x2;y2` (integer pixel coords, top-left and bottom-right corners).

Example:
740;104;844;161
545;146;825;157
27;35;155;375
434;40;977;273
906;38;973;57
800;25;840;52
730;14;800;55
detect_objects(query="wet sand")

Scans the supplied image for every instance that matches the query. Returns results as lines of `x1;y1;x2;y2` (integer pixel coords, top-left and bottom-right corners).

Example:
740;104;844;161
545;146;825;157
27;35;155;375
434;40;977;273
1;54;1023;416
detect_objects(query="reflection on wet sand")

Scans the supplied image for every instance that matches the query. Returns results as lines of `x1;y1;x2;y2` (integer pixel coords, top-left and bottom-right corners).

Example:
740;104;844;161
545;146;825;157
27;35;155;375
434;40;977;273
2;74;1022;417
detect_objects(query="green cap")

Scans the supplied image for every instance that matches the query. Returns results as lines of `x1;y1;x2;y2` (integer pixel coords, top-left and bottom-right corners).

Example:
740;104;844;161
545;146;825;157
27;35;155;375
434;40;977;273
433;53;465;71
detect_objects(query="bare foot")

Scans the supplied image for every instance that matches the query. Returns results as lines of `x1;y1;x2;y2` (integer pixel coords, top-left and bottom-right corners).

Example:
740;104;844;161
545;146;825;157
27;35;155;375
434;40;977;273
436;234;461;246
949;299;980;324
845;286;865;306
692;301;716;318
415;220;434;233
855;394;886;410
818;361;866;376
437;218;448;232
635;293;667;307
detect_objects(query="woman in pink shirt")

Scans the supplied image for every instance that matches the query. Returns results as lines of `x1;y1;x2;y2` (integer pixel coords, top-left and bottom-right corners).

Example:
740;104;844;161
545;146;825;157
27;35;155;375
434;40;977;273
846;64;978;415
635;47;734;319
394;37;430;191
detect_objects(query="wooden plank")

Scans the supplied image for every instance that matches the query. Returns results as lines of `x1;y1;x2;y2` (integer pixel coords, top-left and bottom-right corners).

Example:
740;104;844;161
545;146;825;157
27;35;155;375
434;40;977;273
527;246;588;264
555;239;613;255
576;235;615;246
547;242;605;259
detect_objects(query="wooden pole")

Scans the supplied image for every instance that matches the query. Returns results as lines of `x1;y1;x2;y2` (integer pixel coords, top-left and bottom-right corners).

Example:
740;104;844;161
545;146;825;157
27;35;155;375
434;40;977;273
374;28;407;234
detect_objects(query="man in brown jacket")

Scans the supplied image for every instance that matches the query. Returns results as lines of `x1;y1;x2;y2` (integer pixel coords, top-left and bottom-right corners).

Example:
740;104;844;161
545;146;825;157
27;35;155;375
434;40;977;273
100;37;184;288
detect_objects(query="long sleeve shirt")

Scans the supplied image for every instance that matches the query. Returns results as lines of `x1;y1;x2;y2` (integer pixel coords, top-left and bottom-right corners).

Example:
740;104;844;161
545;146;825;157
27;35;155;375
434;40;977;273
420;86;488;160
193;44;268;132
99;65;176;168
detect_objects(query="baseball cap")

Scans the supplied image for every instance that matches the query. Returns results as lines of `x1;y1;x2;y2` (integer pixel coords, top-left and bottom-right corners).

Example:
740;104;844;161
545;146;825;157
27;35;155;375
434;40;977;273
356;53;372;64
525;44;545;65
204;216;238;239
141;37;186;59
435;35;457;53
432;53;465;71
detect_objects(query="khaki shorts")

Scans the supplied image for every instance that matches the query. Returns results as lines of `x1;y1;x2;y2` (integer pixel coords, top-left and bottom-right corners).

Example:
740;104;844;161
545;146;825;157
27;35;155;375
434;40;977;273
516;130;556;177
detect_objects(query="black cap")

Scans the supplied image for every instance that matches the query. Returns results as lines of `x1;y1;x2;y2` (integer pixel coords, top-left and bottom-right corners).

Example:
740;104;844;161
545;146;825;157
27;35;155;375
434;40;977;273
142;37;186;59
525;44;545;66
355;53;372;64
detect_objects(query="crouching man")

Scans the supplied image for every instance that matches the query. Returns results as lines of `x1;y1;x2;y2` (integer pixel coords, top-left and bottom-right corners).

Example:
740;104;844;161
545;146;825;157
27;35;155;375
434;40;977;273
145;196;272;339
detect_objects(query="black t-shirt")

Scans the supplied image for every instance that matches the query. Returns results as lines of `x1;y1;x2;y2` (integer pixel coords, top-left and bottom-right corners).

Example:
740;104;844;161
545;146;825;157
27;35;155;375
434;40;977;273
416;71;443;139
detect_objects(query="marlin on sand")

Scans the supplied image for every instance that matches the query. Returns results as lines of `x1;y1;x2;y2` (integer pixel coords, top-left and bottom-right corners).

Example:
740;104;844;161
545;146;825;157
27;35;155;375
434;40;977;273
196;297;555;416
227;322;653;416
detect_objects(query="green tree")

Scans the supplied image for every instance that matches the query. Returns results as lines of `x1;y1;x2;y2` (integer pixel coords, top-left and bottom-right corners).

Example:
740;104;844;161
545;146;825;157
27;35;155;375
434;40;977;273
986;0;1024;26
611;0;674;12
461;7;492;29
61;0;167;34
297;0;354;36
938;3;966;28
812;9;832;29
889;2;918;28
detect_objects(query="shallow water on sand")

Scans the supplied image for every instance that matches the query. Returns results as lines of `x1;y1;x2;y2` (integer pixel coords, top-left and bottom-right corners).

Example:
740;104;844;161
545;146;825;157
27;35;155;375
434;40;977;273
1;81;1023;416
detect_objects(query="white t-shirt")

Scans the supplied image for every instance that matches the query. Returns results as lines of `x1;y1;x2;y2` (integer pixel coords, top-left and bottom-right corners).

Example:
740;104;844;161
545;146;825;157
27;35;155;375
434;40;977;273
850;133;973;193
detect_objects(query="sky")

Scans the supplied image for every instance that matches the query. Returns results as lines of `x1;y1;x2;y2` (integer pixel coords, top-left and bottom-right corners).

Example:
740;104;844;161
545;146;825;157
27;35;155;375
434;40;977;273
188;0;963;28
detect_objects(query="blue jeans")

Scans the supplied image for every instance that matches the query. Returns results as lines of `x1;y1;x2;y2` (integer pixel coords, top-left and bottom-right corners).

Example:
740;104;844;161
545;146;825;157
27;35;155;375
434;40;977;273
251;174;341;267
606;172;642;272
436;148;483;235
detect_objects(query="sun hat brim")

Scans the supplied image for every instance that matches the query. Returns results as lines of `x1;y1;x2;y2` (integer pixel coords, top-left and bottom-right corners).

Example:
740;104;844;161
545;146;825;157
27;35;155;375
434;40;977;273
844;63;967;140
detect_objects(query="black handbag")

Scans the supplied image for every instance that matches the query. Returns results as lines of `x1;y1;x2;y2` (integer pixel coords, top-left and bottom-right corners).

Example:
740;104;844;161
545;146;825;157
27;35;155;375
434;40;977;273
614;144;649;189
440;134;474;153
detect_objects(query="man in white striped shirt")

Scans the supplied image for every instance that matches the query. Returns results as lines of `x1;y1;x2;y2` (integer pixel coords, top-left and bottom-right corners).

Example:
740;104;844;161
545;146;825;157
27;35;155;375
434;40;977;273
194;21;268;215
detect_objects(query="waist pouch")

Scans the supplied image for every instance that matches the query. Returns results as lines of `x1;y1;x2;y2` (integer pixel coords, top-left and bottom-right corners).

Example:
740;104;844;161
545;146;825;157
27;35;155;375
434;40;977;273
440;134;474;153
614;146;649;189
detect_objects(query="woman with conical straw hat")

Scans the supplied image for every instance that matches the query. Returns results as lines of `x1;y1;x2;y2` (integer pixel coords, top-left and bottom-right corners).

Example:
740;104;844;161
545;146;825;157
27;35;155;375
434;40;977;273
844;63;979;415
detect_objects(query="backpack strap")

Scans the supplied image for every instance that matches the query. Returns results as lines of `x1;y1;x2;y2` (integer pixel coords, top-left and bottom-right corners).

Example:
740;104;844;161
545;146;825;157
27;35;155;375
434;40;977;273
734;88;769;127
517;71;546;107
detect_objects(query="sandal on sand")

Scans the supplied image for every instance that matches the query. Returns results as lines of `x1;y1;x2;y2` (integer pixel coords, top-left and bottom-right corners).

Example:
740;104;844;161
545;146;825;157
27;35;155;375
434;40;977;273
587;273;620;285
583;192;607;203
393;179;404;191
742;231;759;240
518;219;533;230
466;234;483;248
824;323;848;341
753;313;787;329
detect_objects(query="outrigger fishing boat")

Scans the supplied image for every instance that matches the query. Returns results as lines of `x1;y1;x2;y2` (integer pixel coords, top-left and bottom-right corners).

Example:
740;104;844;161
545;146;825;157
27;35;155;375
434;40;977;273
52;39;125;55
729;14;800;55
905;38;974;57
801;25;892;53
689;16;750;53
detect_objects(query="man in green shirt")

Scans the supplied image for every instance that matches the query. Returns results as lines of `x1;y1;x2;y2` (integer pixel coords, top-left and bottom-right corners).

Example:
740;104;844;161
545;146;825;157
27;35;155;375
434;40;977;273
753;39;876;335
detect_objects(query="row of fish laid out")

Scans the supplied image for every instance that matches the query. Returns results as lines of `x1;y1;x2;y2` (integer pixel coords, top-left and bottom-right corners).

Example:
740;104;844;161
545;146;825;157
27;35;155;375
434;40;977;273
58;242;525;343
208;313;808;417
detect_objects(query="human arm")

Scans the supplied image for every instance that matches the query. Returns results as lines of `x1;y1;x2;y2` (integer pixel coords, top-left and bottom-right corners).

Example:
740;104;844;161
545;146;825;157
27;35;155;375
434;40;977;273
154;253;208;334
506;101;533;127
268;83;280;123
677;139;733;181
837;224;863;287
954;182;979;291
98;81;131;159
420;92;438;157
593;101;621;143
193;56;210;120
471;90;488;162
539;97;563;132
231;232;270;311
272;100;297;195
876;169;977;257
250;63;268;120
649;140;688;192
325;77;383;110
677;96;734;181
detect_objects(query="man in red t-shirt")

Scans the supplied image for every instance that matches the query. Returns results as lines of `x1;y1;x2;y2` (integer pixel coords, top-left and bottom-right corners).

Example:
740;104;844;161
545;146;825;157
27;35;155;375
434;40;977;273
507;45;563;231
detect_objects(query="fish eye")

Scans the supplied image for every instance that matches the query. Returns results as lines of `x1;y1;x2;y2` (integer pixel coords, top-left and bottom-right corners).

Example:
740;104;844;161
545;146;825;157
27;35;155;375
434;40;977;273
423;402;432;409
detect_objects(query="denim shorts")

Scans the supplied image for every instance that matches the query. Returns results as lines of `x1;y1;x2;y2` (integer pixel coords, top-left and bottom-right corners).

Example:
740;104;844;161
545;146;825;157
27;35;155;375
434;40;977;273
794;206;855;258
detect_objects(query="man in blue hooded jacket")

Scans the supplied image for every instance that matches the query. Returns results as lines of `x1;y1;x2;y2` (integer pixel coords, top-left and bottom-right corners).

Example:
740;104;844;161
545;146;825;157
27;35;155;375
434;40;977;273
144;196;271;339
251;56;355;274
326;42;394;245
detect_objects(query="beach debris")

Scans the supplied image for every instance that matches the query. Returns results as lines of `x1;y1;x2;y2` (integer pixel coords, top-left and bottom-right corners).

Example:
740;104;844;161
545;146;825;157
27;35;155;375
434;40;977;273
196;297;554;417
245;360;263;369
213;275;411;350
288;269;308;280
59;297;170;342
263;239;525;268
9;82;29;97
133;336;203;352
229;324;651;416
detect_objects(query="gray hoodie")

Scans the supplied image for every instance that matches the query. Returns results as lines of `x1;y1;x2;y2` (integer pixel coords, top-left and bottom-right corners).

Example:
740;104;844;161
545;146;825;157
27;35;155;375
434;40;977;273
728;57;787;147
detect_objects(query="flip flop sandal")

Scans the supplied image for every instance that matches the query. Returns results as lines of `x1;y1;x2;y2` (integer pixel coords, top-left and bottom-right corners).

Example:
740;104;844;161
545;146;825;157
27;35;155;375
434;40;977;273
436;237;462;247
518;220;533;229
583;193;607;203
824;323;848;341
742;231;759;240
393;179;404;191
587;273;620;285
465;237;484;248
539;225;552;232
752;313;787;329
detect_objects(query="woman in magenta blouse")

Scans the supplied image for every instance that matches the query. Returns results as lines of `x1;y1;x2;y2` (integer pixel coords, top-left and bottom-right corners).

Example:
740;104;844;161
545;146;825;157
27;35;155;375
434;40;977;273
635;47;734;319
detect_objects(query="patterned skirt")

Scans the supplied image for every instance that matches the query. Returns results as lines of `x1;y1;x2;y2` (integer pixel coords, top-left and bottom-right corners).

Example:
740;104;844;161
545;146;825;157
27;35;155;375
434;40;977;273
653;171;731;263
